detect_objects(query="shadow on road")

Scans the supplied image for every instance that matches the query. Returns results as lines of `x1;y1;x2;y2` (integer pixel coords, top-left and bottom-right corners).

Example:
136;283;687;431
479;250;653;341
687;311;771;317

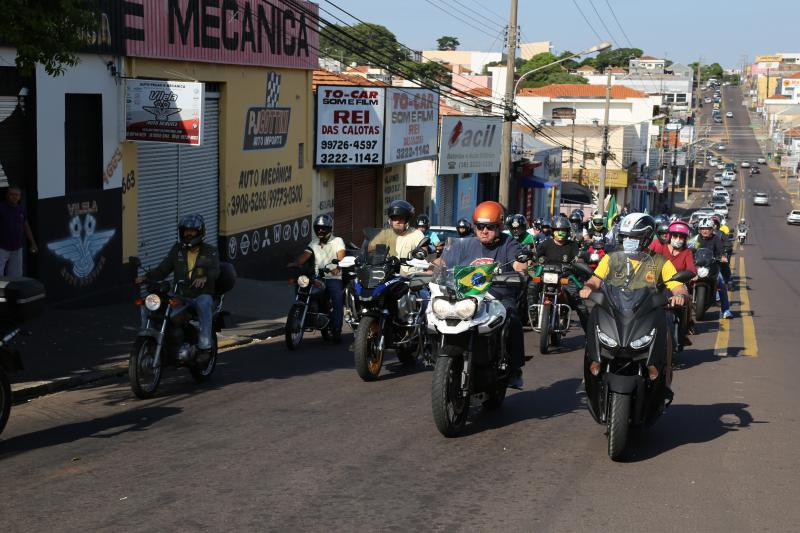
0;405;182;459
626;402;764;462
673;347;721;371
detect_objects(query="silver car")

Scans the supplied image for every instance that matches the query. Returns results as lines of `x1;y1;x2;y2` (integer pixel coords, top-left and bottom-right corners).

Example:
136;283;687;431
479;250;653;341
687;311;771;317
787;210;800;225
753;193;769;206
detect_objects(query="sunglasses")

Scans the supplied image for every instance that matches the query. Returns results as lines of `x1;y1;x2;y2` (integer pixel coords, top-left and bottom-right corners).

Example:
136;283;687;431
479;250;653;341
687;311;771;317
475;223;498;231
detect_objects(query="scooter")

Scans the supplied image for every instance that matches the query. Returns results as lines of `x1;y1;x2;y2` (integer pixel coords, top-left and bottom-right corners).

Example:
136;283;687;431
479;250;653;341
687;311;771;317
692;248;719;321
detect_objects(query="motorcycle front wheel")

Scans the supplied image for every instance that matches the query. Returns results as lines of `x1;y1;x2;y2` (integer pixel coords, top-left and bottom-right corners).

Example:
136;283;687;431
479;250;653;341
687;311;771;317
0;370;11;435
285;304;305;351
190;333;218;383
129;337;162;399
431;346;469;437
694;285;708;321
607;391;631;461
354;315;384;381
538;303;551;354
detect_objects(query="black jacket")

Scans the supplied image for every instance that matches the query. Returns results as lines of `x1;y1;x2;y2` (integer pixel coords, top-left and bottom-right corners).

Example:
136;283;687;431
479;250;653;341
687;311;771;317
146;242;220;298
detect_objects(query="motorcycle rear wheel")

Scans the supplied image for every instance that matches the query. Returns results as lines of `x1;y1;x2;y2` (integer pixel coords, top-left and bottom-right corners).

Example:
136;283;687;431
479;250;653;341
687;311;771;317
538;304;551;354
694;286;707;321
607;392;631;461
285;304;305;351
0;370;11;435
129;337;162;399
354;316;383;381
190;333;218;383
431;347;469;437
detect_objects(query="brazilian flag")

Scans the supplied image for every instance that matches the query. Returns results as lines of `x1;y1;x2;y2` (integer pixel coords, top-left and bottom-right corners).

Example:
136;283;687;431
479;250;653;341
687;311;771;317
453;263;497;297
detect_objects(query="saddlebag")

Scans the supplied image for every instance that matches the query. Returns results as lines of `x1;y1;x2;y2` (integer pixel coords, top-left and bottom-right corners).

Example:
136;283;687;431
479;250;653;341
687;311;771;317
0;277;46;322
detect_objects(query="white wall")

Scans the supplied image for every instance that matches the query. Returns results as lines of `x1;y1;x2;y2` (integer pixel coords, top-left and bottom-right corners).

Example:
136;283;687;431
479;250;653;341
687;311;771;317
36;53;122;199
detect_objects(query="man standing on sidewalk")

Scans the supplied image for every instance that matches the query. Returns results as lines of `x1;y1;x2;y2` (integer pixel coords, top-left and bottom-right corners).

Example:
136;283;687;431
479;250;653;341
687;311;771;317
0;186;38;276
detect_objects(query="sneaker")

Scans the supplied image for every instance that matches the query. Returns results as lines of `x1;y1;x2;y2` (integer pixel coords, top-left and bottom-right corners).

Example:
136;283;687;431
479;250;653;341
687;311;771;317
715;293;721;303
508;369;524;390
722;310;733;319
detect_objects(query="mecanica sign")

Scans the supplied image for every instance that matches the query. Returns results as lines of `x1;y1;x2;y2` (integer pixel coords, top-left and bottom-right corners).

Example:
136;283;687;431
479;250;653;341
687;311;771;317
117;0;318;68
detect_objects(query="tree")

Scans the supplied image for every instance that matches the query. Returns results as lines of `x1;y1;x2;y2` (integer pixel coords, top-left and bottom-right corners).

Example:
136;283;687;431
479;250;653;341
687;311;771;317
595;47;643;70
436;36;459;51
515;52;587;88
482;57;525;74
557;51;580;71
320;22;409;67
0;0;98;76
400;60;452;86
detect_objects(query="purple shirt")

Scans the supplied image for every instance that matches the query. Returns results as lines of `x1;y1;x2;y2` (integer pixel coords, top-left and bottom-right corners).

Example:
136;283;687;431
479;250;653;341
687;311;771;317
0;202;26;251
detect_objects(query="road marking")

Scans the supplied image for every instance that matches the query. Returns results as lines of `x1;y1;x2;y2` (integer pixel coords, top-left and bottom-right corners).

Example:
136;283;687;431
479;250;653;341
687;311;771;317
714;305;730;357
738;256;759;357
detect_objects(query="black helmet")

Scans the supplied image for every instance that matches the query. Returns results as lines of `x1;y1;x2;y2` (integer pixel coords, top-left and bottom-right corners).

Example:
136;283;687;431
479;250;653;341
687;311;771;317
655;219;670;236
540;217;552;230
178;214;205;248
569;209;584;224
618;213;655;250
456;218;472;236
313;214;333;239
387;200;415;223
551;215;571;233
415;214;430;229
653;214;670;227
533;217;543;230
504;213;514;229
509;214;527;237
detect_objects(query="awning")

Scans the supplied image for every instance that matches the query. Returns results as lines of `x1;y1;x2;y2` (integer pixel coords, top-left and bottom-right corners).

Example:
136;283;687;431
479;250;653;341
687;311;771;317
560;181;593;204
520;175;558;188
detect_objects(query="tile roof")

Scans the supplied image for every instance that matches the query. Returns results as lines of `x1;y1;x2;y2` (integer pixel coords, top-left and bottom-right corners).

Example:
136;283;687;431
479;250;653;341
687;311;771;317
787;72;800;79
638;55;661;60
312;70;386;88
608;67;627;73
767;93;790;100
784;127;800;136
576;65;596;71
517;84;648;98
465;86;492;97
346;65;370;73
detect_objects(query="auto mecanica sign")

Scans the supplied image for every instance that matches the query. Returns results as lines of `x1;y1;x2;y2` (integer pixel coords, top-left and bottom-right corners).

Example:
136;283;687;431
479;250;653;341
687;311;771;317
384;88;439;165
125;79;204;144
315;86;386;167
438;115;502;175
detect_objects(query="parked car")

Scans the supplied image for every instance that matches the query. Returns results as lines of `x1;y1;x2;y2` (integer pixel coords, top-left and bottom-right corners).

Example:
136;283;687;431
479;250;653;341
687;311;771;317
723;170;736;180
704;97;712;103
717;144;726;150
712;185;727;195
740;160;750;168
753;192;770;206
726;111;734;118
712;202;729;217
429;225;459;243
716;163;725;170
721;178;733;188
690;209;715;225
713;172;723;183
787;210;800;225
757;157;767;164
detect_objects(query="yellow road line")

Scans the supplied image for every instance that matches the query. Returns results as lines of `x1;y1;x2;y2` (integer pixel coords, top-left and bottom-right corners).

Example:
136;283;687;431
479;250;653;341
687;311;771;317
738;256;759;357
714;305;730;357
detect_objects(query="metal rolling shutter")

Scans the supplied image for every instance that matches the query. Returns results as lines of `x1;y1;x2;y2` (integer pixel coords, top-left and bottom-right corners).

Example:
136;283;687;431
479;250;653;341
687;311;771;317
333;168;377;246
0;96;23;187
439;175;454;226
138;96;219;269
333;170;353;246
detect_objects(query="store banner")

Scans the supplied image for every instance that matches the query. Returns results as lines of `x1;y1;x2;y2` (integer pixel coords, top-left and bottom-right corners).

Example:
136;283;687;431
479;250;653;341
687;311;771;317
125;79;204;144
384;88;439;164
315;86;385;167
438;116;502;175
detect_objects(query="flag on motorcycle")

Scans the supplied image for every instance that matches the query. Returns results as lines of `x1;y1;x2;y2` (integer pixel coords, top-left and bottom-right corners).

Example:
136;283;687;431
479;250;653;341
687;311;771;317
454;263;497;297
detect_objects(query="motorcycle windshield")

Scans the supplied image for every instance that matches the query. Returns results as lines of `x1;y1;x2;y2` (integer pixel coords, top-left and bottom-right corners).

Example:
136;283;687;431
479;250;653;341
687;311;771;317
694;247;714;267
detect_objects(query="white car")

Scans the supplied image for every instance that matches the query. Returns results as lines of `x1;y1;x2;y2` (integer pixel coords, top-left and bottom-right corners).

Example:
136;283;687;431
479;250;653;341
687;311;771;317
712;185;727;195
788;210;800;225
712;203;729;217
713;172;723;183
740;161;750;168
721;178;733;188
726;111;734;118
757;157;767;164
723;170;736;180
717;144;726;150
716;163;725;170
753;192;770;206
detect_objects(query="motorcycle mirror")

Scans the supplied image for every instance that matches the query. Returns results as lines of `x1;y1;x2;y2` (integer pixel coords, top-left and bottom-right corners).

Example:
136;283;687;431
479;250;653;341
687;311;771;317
572;261;595;278
413;249;427;260
338;256;357;268
418;236;431;249
669;270;695;284
516;249;533;263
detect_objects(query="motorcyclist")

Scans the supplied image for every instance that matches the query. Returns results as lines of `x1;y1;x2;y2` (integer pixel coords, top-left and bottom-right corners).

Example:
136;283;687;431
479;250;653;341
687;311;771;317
579;214;690;384
713;216;734;285
287;214;346;343
135;214;219;363
369;200;426;276
696;218;733;319
509;213;534;247
455;218;473;238
415;214;444;256
530;215;590;332
439;201;528;389
736;218;748;243
535;218;553;244
652;220;697;346
569;209;588;244
580;233;608;270
648;216;672;255
527;217;543;239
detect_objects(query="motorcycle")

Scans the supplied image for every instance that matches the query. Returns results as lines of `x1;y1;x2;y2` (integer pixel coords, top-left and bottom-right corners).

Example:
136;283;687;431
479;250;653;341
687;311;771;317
345;240;433;381
0;276;45;435
528;261;578;355
574;260;693;460
692;248;719;321
427;260;526;437
285;261;347;350
737;227;748;245
128;256;236;399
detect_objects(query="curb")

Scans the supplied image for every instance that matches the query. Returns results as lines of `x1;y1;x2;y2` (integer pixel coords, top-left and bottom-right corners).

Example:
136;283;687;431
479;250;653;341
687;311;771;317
11;324;285;405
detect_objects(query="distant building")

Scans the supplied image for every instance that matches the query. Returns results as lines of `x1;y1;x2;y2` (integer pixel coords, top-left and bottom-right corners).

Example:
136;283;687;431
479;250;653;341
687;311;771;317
519;41;553;60
420;50;502;75
629;55;667;74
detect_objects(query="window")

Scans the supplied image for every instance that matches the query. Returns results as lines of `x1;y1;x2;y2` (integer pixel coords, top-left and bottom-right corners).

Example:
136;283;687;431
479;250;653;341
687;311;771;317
65;94;103;192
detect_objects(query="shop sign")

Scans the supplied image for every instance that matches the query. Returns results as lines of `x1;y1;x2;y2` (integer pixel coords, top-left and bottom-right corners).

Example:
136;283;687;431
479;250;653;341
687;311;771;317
384;88;439;164
438;116;502;175
382;167;405;215
315;86;385;167
243;71;291;150
125;79;204;145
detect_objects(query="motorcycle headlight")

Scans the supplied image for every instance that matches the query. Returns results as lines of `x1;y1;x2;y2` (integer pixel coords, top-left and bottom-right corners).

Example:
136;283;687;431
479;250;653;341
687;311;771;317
454;298;478;319
697;267;709;278
144;293;162;311
630;329;656;350
432;298;454;319
590;253;600;262
297;275;310;288
597;327;618;348
543;272;559;284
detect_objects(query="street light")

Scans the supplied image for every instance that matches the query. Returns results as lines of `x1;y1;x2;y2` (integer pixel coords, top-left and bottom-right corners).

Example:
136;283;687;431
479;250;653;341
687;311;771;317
499;41;612;207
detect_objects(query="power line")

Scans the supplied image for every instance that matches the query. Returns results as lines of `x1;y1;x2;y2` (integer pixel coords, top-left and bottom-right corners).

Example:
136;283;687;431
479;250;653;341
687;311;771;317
603;0;634;47
438;0;506;33
419;0;502;39
570;0;604;42
586;0;620;48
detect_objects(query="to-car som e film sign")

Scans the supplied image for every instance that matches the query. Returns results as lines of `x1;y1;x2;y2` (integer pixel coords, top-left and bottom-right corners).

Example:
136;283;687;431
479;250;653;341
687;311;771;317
384;88;439;164
315;86;384;167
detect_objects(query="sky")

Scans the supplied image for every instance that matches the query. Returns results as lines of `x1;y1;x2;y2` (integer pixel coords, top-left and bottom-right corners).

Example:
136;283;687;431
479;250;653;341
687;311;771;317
322;0;800;68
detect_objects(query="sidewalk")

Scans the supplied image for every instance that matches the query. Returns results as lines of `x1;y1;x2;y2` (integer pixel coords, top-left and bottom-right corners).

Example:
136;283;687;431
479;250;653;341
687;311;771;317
10;278;295;400
746;109;800;208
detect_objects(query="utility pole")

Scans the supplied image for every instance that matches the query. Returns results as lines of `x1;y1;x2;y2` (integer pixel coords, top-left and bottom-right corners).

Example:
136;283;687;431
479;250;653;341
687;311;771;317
669;128;679;211
569;117;575;181
498;0;519;208
686;58;701;200
597;67;612;218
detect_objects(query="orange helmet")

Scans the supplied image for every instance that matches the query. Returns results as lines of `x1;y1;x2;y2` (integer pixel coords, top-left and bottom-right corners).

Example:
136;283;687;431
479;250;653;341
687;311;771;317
472;201;504;225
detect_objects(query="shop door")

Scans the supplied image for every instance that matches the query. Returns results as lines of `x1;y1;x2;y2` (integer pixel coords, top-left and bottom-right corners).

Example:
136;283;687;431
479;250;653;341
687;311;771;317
333;168;378;246
137;96;220;269
0;96;24;187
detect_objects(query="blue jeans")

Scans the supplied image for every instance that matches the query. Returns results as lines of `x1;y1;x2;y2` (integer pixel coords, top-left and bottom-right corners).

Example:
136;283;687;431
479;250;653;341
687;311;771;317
324;278;344;334
176;294;214;349
717;273;730;313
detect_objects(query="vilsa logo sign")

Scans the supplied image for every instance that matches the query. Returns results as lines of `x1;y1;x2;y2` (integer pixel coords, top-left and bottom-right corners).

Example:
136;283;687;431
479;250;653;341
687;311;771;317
47;202;116;287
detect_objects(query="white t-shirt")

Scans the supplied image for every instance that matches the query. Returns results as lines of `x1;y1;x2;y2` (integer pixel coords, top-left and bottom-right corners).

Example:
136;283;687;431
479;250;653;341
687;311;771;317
307;236;345;279
396;229;425;276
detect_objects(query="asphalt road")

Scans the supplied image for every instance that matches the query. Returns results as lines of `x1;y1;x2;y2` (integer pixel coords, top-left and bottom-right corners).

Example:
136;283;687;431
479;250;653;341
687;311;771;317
3;86;800;532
